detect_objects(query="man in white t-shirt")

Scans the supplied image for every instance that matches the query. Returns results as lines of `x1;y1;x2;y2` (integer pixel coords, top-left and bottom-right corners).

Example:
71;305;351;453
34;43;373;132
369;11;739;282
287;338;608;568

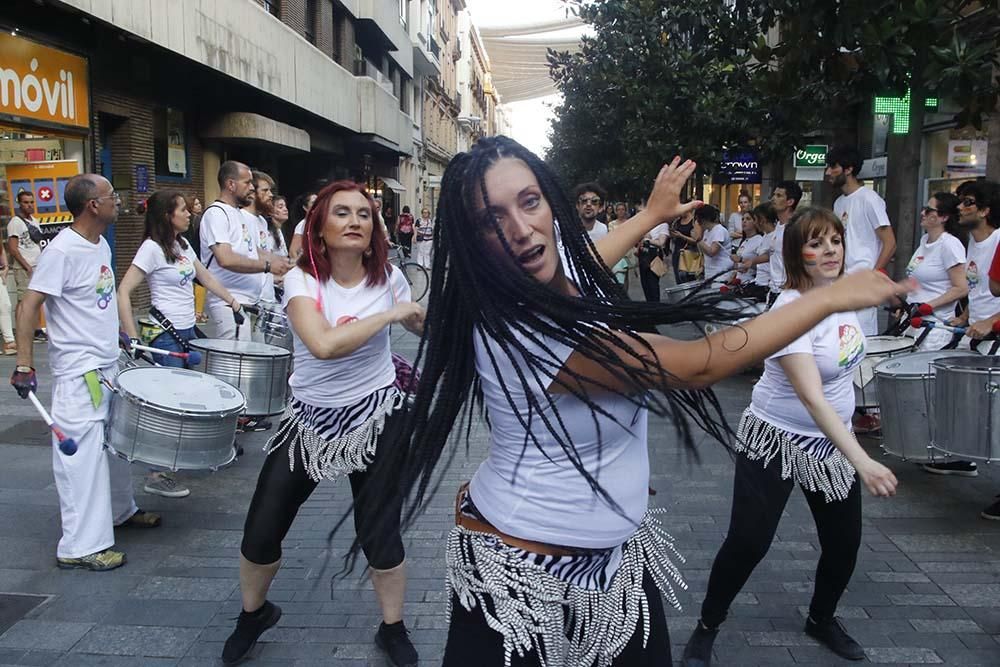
767;181;802;306
826;145;896;336
245;170;286;303
6;190;42;315
200;161;290;340
10;174;160;572
573;182;610;242
727;191;751;240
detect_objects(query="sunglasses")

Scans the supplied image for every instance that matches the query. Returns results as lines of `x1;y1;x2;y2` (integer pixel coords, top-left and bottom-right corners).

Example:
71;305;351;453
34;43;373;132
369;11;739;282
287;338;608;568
920;206;943;216
577;197;602;206
960;197;978;208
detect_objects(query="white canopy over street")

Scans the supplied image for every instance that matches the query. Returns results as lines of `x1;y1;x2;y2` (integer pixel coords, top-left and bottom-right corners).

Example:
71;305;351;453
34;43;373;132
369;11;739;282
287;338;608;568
478;17;584;103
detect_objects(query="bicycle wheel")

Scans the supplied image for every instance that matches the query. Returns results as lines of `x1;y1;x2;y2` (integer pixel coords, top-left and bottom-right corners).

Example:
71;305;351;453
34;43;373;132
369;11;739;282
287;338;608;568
401;262;429;302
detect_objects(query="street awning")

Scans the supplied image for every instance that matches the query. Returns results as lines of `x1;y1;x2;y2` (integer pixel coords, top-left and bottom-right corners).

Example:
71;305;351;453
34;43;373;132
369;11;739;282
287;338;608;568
379;176;406;193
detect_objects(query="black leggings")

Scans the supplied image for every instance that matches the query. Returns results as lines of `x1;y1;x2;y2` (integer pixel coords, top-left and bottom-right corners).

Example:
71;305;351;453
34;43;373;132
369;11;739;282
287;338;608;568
700;453;862;628
240;411;406;570
442;572;671;666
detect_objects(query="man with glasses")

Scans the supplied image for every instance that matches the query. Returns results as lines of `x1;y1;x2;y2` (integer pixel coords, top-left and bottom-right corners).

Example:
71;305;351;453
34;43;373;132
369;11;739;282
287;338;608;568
573;182;609;242
9;174;160;572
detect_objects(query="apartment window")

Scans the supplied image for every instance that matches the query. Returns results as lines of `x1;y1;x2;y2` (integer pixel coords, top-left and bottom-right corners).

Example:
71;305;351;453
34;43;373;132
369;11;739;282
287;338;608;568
153;107;188;179
262;0;280;17
305;0;318;44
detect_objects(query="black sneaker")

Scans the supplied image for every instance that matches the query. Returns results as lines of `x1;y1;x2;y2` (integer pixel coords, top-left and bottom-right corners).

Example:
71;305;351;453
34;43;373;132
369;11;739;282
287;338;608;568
981;497;1000;521
222;601;281;666
33;329;47;343
805;616;864;661
375;620;418;667
237;417;272;433
682;621;719;667
922;461;978;477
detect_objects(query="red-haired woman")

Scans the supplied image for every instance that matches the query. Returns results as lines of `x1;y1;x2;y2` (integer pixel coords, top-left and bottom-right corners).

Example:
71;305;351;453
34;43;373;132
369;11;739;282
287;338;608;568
223;181;425;667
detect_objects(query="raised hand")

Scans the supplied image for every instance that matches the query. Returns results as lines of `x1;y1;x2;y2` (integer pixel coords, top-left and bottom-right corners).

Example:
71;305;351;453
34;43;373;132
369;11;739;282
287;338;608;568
645;157;702;223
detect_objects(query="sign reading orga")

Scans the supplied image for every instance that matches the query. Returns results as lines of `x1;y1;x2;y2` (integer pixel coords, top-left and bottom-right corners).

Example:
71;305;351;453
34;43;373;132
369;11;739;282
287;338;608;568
0;32;90;131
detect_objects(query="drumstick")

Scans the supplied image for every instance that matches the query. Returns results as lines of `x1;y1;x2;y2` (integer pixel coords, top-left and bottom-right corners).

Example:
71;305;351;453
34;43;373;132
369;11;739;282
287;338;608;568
909;317;967;335
27;391;77;455
131;342;203;366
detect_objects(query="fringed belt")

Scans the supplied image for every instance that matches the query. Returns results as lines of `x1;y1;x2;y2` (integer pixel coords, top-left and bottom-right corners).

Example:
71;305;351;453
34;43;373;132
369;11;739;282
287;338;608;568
447;484;687;667
737;408;856;502
265;388;402;482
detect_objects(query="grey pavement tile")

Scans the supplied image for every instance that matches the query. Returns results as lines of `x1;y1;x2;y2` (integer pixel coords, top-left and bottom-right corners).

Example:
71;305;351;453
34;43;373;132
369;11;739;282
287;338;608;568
130;576;236;601
867;571;932;583
100;600;223;628
54;655;177;666
0;649;62;666
938;583;1000;608
70;625;200;657
0;621;93;652
930;647;1000;665
911;618;984;633
865;646;944;663
887;594;956;606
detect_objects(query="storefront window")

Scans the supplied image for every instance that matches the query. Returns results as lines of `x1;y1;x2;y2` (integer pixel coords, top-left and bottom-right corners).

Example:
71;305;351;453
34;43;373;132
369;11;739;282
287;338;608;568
153;108;188;179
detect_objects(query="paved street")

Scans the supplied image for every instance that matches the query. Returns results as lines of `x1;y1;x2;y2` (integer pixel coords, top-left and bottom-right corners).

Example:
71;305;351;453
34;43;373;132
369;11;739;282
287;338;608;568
0;307;999;666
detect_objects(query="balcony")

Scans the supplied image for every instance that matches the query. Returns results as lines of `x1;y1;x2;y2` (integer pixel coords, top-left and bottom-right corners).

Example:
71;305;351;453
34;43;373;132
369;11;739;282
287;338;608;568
354;58;396;97
412;32;440;76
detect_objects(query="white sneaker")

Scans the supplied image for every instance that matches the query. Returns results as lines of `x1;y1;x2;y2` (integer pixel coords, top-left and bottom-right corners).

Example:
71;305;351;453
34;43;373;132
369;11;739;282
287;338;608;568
143;473;190;498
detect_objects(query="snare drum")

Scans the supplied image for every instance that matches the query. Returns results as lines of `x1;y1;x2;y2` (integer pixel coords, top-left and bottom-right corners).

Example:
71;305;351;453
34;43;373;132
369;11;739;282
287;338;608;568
854;336;914;408
252;301;293;351
189;339;291;416
138;317;164;345
932;355;1000;462
107;367;245;470
663;280;703;304
874;351;977;462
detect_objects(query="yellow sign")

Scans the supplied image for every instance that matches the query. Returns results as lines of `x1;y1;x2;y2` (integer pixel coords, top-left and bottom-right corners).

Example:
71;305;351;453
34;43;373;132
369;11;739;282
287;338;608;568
6;160;80;223
0;33;89;131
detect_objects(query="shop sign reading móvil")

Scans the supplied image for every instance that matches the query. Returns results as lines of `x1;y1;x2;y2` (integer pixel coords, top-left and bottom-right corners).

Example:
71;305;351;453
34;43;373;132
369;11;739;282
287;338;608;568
794;145;828;168
0;32;89;131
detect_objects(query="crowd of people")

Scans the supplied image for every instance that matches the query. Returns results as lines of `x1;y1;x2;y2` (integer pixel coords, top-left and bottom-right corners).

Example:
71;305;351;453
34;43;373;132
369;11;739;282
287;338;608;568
5;135;1000;667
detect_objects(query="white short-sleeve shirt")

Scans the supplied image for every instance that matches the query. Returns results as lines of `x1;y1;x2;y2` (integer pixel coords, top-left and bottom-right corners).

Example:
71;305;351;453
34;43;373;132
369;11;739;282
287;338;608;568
835;186;891;274
131;238;199;329
199;202;263;301
702;224;734;280
905;232;966;322
283;265;410;407
28;228;119;377
768;222;786;292
470;325;650;549
966;229;1000;323
750;289;866;437
7;215;42;267
735;234;766;284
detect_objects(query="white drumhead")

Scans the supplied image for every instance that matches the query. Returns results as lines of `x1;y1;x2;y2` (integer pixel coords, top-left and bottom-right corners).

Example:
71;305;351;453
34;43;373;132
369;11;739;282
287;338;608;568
117;367;245;412
190;338;290;357
865;335;914;356
874;350;978;378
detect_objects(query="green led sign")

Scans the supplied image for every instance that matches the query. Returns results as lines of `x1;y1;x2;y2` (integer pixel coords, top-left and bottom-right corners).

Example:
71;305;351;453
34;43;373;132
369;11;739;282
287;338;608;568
874;92;939;134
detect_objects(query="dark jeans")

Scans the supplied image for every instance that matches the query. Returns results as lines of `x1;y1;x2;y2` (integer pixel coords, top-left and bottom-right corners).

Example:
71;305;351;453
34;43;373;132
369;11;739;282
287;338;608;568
700;453;862;628
240;411;406;570
639;263;661;302
442;571;671;666
397;231;413;255
149;327;196;368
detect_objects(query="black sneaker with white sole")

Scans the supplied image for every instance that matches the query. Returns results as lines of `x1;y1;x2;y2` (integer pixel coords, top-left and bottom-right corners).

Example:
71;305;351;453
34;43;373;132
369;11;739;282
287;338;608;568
805;616;864;661
222;601;281;665
981;497;1000;521
922;460;978;477
375;620;418;667
237;417;272;433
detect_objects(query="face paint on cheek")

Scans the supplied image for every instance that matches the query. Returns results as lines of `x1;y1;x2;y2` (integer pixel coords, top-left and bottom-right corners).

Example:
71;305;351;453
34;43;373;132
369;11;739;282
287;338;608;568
802;250;819;266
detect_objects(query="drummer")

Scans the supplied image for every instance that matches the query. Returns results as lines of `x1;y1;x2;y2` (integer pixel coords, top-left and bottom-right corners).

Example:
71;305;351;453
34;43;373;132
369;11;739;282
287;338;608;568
900;192;967;351
118;190;246;498
10;174;161;572
222;180;425;667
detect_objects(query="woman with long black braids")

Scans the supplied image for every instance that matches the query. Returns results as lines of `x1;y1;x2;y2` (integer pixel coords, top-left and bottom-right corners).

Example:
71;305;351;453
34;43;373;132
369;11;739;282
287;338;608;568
390;137;910;666
222;181;425;667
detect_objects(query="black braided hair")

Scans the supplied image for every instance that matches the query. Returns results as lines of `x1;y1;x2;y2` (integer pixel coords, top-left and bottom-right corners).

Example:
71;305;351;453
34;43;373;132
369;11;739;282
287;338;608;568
389;136;747;528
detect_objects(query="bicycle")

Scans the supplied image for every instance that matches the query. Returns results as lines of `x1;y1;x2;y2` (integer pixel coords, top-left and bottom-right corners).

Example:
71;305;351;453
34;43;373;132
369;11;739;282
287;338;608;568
388;244;430;302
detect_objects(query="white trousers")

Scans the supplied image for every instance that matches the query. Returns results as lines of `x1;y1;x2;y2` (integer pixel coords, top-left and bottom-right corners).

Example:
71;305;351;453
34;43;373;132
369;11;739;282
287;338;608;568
413;240;433;269
51;367;137;559
857;306;878;336
206;296;252;341
0;281;13;343
903;325;956;352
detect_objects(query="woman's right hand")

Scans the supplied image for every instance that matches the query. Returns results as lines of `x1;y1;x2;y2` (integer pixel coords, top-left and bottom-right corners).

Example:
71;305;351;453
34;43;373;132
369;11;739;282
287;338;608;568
820;270;915;314
391;301;425;325
856;457;898;497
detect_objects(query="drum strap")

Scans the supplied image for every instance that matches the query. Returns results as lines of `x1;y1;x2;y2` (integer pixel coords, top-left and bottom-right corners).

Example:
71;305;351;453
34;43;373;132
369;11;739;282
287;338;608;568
148;306;191;352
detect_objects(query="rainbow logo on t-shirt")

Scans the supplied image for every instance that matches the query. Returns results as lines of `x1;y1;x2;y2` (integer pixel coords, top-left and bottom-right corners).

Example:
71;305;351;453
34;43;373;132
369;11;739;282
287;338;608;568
838;323;864;369
242;223;253;253
95;265;114;310
967;260;980;290
177;256;195;287
906;255;924;276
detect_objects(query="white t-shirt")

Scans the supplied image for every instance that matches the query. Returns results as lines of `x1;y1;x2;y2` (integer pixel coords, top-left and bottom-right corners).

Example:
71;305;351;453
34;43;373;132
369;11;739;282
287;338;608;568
199;202;263;301
750;289;866;438
834;186;891;274
283;265;410;407
735;234;766;284
251;212;278;301
965;229;1000;323
727;212;743;238
643;222;670;243
905;233;966;322
293;219;305;237
7;215;42;267
29;228;119;377
769;222;786;292
585;221;609;242
470;326;649;549
415;218;435;243
754;230;774;288
131;238;199;329
702;224;733;281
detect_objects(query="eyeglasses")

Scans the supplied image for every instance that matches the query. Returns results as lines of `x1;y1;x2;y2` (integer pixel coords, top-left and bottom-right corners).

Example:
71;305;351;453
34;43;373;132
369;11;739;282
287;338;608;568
92;192;121;204
921;206;943;216
577;197;602;206
960;197;978;208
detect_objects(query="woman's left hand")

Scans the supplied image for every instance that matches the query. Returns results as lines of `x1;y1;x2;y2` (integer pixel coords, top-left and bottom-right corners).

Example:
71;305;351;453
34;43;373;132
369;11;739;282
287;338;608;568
646;157;702;223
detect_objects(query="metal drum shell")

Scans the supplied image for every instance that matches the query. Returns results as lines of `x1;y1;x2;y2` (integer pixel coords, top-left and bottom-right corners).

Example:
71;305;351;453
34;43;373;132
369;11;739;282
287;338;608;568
663;280;704;304
874;351;978;462
854;336;915;408
189;339;291;417
253;302;293;351
932;355;1000;462
106;367;245;470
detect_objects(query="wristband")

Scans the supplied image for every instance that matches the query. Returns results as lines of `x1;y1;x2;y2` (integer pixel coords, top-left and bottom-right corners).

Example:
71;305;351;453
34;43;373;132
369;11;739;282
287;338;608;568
264;260;271;274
